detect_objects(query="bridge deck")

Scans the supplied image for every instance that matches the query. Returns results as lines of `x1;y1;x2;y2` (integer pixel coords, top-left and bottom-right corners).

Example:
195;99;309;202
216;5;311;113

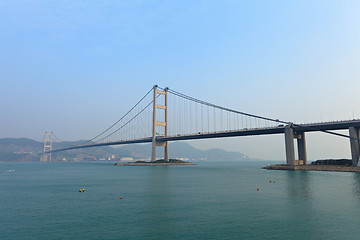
50;119;360;153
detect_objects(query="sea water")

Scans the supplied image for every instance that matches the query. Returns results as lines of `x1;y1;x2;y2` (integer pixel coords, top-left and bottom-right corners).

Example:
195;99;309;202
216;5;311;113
1;161;360;240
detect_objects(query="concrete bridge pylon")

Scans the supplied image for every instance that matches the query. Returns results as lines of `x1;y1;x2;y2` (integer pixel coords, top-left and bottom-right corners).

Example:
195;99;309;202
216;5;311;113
41;132;53;162
285;125;307;166
349;127;360;166
151;85;169;162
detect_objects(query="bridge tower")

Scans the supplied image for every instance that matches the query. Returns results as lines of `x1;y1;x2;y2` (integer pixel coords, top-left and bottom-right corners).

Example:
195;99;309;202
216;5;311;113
41;132;53;162
151;85;169;162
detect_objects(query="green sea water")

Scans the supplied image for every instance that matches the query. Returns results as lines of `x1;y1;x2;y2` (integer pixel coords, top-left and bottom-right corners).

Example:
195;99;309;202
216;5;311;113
1;161;360;240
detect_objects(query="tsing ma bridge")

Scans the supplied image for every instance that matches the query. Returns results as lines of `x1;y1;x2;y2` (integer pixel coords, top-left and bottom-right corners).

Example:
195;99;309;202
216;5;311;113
43;85;360;166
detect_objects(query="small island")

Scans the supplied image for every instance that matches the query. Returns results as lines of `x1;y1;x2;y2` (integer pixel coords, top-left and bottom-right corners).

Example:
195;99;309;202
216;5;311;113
114;158;195;166
263;159;360;172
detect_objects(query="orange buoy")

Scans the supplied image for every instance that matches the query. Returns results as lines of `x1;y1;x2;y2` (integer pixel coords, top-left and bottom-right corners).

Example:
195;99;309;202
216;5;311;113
79;189;82;192
120;197;123;199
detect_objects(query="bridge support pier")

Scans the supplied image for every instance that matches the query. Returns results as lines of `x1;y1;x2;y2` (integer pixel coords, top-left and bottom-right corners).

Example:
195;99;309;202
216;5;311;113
285;126;296;166
285;125;307;166
349;127;360;166
297;133;307;165
164;142;169;162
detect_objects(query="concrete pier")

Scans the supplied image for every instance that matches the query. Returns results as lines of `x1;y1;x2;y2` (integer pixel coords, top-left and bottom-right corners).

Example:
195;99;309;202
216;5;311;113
285;126;295;166
285;125;307;166
296;132;307;165
349;127;360;166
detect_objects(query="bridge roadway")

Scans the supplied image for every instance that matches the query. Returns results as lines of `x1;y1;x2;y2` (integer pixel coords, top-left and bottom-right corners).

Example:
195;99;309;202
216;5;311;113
50;119;360;153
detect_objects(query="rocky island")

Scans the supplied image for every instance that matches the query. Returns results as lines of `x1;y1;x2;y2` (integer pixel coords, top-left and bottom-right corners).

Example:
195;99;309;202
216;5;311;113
263;159;360;172
114;158;195;166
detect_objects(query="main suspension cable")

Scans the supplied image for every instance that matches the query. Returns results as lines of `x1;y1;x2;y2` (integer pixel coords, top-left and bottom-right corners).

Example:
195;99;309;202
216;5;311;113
166;88;359;141
95;93;162;143
88;87;153;142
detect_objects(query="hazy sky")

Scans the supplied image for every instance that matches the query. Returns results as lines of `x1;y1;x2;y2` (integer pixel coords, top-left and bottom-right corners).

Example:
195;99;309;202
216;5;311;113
1;0;359;160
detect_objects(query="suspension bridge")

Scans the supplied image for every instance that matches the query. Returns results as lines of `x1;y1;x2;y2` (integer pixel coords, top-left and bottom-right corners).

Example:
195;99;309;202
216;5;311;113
42;85;360;167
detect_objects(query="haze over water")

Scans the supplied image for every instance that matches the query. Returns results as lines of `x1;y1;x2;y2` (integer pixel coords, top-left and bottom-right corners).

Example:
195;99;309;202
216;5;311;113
1;161;360;239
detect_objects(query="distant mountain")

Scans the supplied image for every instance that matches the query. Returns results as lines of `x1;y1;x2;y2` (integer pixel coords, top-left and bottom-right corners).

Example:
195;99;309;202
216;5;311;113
0;138;43;152
117;142;248;161
0;138;125;162
0;138;249;162
0;138;43;162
